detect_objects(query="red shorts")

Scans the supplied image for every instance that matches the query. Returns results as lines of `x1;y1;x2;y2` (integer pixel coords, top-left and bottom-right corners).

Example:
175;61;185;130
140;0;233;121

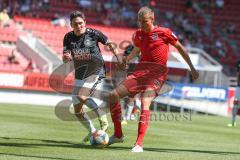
121;74;165;98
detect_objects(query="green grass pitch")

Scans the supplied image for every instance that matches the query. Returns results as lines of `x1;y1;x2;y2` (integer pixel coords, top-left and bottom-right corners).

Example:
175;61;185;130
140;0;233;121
0;103;240;160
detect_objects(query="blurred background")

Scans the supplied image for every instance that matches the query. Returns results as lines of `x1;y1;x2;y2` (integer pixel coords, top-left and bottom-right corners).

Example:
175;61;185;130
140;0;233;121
0;0;239;116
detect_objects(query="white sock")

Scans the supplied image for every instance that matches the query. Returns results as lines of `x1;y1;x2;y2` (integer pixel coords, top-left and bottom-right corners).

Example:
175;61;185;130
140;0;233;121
126;104;134;121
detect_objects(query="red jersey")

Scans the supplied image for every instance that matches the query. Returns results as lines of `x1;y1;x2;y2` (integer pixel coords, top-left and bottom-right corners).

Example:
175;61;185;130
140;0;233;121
133;26;178;65
132;26;178;80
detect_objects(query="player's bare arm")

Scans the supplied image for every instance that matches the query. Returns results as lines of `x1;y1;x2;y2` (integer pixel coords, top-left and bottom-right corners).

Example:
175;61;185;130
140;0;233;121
106;41;123;67
124;46;141;64
173;40;199;80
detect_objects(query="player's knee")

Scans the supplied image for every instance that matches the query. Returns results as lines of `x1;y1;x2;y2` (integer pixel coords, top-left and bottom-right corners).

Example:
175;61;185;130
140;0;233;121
141;100;151;110
73;103;84;115
72;95;86;106
78;95;88;102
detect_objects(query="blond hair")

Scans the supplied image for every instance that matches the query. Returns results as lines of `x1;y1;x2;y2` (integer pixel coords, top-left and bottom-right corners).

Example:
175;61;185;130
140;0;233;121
138;6;154;19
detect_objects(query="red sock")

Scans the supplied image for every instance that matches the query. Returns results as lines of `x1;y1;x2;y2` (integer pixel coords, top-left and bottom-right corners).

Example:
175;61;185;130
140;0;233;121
135;110;150;146
110;101;123;138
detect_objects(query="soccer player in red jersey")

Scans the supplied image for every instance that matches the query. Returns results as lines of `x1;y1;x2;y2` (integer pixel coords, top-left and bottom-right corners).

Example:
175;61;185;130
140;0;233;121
107;6;199;152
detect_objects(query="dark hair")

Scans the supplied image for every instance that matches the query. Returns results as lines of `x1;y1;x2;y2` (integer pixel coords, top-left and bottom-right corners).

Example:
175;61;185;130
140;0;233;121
70;11;85;22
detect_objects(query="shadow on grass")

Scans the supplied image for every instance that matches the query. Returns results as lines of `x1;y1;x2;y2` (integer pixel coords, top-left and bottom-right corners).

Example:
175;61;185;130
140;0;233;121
1;136;240;156
143;147;240;155
0;152;79;160
0;136;93;149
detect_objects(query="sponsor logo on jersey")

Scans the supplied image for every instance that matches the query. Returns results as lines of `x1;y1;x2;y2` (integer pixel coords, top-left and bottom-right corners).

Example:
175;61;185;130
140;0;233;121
84;39;95;47
73;48;90;55
74;54;92;60
151;33;158;40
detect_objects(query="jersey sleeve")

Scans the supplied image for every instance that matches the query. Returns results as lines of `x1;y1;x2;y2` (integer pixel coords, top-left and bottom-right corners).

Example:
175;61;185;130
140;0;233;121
162;28;178;45
93;29;109;45
63;34;71;54
132;30;141;47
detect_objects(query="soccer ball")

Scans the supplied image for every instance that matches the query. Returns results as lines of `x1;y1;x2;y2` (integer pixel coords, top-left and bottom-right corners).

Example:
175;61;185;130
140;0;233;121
90;130;109;147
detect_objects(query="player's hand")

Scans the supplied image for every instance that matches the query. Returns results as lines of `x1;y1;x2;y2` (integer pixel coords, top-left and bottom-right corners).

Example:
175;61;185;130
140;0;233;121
62;52;72;63
115;54;125;70
190;68;199;80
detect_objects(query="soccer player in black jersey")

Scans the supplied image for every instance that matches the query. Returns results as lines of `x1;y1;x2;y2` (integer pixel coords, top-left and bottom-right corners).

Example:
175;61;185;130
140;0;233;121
62;11;121;144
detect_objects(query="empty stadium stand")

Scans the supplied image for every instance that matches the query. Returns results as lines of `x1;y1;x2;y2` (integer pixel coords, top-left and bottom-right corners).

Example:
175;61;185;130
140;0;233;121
0;45;38;72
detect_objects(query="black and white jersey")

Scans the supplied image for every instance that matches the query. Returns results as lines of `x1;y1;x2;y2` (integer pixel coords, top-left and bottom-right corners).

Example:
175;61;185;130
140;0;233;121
63;28;108;80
